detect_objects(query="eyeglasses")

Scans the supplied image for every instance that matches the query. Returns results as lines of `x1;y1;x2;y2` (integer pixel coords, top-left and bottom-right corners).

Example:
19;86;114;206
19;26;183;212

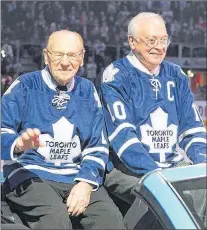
132;36;170;48
46;49;85;62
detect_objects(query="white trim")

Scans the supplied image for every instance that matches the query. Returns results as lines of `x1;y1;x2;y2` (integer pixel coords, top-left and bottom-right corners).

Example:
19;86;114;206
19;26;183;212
82;147;109;156
83;156;105;169
127;51;160;76
62;163;79;167
179;127;206;143
109;123;136;142
67;77;75;92
7;165;79;179
10;139;18;161
155;161;172;168
41;68;56;91
185;138;207;153
41;66;75;92
117;138;140;157
4;79;20;95
199;153;207;157
1;128;16;134
4;161;79;167
74;178;99;191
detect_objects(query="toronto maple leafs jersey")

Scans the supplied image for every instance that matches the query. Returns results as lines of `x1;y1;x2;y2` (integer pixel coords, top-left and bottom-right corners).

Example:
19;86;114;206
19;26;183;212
100;52;206;175
1;67;109;190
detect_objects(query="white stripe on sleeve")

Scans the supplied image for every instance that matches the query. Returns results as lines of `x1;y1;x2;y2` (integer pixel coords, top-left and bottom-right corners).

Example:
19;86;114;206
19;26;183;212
117;138;140;157
8;165;79;179
185;137;207;153
1;128;16;134
109;123;136;142
82;147;109;157
179;127;206;143
83;155;105;168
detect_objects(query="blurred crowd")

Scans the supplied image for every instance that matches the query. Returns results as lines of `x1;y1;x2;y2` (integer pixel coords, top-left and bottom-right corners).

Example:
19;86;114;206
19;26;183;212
1;1;207;97
2;1;206;45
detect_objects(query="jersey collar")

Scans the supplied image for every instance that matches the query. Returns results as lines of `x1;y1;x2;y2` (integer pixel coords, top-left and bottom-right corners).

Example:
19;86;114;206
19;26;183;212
41;66;75;92
127;51;160;76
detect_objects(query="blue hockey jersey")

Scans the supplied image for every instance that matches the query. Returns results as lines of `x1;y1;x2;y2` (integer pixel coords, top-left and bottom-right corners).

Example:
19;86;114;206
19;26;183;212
1;67;109;190
100;52;206;175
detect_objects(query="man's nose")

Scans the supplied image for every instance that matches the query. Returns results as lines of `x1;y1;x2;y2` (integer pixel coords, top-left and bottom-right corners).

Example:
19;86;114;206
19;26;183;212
61;54;71;66
155;41;164;49
154;40;167;50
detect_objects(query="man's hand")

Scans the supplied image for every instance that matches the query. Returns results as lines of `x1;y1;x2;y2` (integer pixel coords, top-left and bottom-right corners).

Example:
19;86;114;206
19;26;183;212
66;181;93;217
15;128;44;152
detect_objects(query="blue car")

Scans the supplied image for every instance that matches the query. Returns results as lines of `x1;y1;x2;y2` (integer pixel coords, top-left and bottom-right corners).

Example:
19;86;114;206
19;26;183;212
124;163;207;229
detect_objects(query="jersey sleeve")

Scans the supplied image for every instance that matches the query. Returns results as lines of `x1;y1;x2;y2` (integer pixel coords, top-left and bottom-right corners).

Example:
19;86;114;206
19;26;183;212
100;64;159;175
177;68;207;163
74;86;109;190
1;79;26;161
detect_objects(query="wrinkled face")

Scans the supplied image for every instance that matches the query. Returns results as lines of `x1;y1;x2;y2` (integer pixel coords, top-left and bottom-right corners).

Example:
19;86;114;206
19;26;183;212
43;32;85;86
128;18;169;71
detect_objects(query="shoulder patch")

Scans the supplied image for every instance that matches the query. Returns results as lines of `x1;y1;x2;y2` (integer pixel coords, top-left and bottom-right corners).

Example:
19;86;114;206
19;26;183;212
4;79;20;95
102;64;119;83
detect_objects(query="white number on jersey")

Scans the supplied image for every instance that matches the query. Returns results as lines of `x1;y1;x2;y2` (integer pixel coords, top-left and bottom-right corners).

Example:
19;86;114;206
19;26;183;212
167;81;175;101
107;101;126;121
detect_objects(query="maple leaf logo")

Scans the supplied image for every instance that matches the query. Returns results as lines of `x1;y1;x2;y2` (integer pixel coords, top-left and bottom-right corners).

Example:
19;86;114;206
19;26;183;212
102;64;119;83
38;117;81;166
140;107;178;163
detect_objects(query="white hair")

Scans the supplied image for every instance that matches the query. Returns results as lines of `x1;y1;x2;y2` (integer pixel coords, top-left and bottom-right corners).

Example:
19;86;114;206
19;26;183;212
128;12;166;37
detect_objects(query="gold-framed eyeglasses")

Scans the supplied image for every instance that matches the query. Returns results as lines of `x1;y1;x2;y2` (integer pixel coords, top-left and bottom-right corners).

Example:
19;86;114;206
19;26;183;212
132;36;170;48
46;49;85;62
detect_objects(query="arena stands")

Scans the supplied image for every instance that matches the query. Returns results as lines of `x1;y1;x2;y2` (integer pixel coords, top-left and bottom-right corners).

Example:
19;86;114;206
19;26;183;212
1;1;207;100
2;1;206;45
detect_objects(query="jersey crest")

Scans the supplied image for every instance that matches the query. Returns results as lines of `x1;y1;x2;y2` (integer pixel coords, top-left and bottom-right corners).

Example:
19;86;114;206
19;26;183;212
38;117;81;166
140;107;178;162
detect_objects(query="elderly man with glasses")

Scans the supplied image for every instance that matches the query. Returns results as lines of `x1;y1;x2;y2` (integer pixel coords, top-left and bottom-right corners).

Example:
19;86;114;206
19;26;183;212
1;30;125;229
100;12;206;204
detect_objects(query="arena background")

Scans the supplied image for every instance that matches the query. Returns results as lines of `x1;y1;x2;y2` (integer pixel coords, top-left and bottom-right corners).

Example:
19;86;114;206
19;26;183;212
1;0;207;128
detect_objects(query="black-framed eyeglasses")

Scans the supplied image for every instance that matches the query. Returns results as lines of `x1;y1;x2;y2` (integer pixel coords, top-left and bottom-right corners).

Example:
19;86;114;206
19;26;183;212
46;49;85;62
132;36;170;48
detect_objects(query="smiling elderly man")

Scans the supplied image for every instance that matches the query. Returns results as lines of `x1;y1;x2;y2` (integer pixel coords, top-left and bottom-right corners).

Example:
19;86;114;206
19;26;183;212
100;12;207;204
1;30;125;229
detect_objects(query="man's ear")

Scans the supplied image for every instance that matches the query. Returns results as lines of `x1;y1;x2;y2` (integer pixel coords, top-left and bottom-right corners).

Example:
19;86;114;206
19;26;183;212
43;49;49;65
80;50;85;67
128;36;136;50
